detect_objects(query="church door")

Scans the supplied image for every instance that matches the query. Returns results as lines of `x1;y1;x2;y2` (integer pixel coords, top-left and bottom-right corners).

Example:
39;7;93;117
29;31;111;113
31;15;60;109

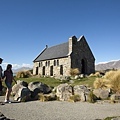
81;59;86;74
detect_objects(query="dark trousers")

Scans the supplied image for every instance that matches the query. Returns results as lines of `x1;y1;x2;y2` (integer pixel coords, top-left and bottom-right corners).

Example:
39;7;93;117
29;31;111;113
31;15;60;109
0;81;2;91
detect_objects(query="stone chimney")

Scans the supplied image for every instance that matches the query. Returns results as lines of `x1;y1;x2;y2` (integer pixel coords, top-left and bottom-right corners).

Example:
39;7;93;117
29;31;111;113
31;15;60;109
68;36;77;53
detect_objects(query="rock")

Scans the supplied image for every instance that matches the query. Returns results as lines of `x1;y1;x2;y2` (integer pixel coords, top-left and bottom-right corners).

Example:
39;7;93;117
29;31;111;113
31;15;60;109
14;86;31;102
56;83;73;101
12;80;28;96
28;81;51;98
74;85;90;102
12;80;31;102
93;88;109;99
110;93;120;101
74;75;79;79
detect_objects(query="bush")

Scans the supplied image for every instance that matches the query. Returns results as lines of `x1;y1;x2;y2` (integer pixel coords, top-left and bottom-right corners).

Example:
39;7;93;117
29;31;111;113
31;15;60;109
107;70;120;93
38;93;57;102
89;72;101;77
94;70;120;93
69;94;81;102
16;70;32;78
88;91;97;103
70;68;80;76
93;78;110;89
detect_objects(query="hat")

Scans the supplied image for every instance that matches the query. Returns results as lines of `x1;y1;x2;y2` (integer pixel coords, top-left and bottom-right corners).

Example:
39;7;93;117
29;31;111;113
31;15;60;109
0;58;3;61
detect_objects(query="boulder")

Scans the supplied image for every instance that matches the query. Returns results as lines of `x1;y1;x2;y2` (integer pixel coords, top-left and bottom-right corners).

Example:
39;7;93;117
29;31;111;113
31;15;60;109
14;86;31;102
110;93;120;101
12;80;28;96
12;80;31;102
93;88;109;100
74;85;90;102
28;81;51;98
56;83;73;101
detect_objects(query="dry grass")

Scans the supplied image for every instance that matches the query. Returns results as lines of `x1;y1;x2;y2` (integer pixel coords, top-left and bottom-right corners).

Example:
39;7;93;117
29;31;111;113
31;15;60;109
108;70;120;93
93;78;110;89
94;70;120;93
68;94;81;102
89;72;101;77
69;68;80;76
16;70;32;78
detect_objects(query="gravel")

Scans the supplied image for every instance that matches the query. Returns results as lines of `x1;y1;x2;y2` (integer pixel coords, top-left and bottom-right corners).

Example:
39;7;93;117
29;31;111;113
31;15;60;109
0;96;120;120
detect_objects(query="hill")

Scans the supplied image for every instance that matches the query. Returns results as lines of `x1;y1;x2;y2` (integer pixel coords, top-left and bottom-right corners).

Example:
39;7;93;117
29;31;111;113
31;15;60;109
95;60;120;71
13;67;32;73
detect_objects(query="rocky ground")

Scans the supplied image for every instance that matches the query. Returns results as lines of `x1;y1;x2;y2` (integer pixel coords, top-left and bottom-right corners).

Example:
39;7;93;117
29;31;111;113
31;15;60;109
0;96;120;120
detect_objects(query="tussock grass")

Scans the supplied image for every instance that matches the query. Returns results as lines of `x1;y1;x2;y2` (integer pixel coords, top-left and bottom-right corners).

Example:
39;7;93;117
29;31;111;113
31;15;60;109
68;95;81;102
94;70;120;93
93;78;110;89
104;70;120;93
16;70;32;78
70;68;80;76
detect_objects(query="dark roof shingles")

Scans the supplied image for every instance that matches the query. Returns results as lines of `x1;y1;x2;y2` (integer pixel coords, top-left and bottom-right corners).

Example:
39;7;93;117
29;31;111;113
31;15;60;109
35;42;69;61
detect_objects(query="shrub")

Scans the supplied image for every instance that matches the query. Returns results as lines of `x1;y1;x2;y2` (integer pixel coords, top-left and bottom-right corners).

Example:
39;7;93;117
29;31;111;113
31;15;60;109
94;70;120;93
69;94;81;102
16;70;32;78
89;72;101;77
104;70;117;80
93;78;110;89
103;70;120;93
38;93;57;102
70;68;80;76
88;91;98;103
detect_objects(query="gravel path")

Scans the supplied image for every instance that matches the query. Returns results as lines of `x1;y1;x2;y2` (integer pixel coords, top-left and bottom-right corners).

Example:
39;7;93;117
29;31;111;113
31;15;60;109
0;96;120;120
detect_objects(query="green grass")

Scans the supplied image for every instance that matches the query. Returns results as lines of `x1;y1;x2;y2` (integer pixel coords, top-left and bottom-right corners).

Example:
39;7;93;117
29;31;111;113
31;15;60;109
104;116;120;120
2;76;96;88
15;77;61;87
14;76;96;88
72;76;96;87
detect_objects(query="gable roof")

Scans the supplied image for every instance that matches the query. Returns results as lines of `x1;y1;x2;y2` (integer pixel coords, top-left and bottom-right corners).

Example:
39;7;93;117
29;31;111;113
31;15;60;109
34;42;69;62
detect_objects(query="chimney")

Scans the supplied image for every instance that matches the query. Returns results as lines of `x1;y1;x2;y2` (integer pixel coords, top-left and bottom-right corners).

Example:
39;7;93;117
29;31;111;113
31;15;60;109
68;36;77;53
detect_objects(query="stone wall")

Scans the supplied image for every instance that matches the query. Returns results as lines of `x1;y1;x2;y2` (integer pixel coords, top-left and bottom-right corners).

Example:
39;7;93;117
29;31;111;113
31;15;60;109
33;57;71;77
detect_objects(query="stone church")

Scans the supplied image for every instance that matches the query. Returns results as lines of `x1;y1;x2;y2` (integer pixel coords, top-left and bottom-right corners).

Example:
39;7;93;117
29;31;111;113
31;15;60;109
33;35;95;77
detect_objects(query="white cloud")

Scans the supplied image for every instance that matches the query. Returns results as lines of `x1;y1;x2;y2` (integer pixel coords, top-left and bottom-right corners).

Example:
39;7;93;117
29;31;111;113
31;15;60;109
2;62;33;70
21;63;33;68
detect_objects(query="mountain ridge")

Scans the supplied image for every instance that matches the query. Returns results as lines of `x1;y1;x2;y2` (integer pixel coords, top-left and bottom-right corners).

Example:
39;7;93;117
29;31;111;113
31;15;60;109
95;60;120;71
13;67;32;73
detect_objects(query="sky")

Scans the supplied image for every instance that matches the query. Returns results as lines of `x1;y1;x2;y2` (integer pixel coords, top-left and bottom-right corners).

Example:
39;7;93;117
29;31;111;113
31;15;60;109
0;0;120;70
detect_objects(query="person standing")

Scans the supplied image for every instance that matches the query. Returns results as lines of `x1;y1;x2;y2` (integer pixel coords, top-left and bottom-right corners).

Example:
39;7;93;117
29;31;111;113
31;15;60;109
3;64;17;103
0;58;3;95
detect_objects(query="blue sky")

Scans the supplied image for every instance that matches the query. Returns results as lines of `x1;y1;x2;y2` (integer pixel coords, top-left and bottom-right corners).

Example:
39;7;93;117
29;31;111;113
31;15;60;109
0;0;120;69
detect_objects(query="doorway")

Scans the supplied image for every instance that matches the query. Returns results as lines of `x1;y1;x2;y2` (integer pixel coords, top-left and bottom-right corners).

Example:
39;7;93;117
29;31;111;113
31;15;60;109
50;66;53;76
36;67;38;75
42;66;45;75
60;65;63;75
81;59;86;74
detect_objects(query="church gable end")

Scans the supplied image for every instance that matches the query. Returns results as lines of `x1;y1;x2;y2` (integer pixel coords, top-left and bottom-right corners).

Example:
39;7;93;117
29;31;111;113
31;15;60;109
71;36;95;75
